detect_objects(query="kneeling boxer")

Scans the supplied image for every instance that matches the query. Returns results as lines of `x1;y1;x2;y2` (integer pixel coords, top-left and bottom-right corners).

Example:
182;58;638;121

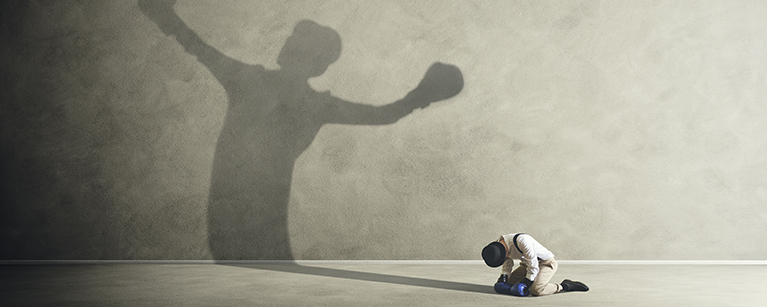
482;233;589;296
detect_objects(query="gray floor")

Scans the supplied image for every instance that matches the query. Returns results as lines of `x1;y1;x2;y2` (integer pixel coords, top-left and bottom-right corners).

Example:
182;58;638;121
2;262;765;306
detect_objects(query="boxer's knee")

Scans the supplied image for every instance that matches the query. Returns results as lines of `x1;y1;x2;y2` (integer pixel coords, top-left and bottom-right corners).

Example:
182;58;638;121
530;283;551;296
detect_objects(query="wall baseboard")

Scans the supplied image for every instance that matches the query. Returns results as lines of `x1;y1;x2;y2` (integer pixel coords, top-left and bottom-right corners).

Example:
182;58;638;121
1;260;765;265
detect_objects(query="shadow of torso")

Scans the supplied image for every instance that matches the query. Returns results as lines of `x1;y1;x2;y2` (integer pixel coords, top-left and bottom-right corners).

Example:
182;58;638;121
209;65;338;259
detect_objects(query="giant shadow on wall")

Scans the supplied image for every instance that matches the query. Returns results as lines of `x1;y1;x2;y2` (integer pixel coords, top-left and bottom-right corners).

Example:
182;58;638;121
140;0;463;260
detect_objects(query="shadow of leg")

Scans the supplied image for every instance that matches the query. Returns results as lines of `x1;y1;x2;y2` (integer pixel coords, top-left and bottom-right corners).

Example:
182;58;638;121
227;263;494;294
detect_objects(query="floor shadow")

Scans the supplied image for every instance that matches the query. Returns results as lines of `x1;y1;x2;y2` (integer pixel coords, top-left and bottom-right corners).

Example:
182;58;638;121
229;263;494;295
139;1;463;260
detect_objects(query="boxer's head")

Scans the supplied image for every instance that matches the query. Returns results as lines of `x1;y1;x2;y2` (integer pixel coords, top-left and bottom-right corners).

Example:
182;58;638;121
482;241;507;267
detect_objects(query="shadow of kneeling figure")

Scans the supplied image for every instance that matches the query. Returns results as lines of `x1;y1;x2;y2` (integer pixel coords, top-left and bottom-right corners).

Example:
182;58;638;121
139;0;464;260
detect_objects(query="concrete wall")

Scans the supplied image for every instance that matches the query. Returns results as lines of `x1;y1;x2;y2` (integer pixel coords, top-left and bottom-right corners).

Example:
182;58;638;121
2;0;766;260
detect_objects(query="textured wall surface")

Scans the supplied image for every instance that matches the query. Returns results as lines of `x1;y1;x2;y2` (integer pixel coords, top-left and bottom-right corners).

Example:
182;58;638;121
2;0;766;260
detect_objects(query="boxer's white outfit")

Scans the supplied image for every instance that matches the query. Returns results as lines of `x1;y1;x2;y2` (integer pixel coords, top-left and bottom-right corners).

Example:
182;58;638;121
499;233;562;296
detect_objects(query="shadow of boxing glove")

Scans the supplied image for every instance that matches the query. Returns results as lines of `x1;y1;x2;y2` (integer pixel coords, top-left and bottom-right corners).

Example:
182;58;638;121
405;62;464;108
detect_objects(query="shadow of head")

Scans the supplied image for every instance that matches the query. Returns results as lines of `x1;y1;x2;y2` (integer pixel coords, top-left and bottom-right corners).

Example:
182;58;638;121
277;20;342;78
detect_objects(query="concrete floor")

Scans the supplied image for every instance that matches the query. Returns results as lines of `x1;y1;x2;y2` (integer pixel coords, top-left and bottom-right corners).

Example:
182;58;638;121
2;262;765;306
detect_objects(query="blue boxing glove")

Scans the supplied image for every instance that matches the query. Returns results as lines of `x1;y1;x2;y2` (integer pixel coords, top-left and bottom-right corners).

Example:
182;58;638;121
521;277;534;287
494;274;511;294
494;282;512;294
509;282;530;297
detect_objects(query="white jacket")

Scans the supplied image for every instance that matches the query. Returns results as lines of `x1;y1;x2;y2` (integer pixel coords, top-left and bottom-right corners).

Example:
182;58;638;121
499;233;555;281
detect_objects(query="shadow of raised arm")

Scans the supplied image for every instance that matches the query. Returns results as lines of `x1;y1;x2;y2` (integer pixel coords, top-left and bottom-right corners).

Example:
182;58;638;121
138;0;245;85
327;62;464;125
